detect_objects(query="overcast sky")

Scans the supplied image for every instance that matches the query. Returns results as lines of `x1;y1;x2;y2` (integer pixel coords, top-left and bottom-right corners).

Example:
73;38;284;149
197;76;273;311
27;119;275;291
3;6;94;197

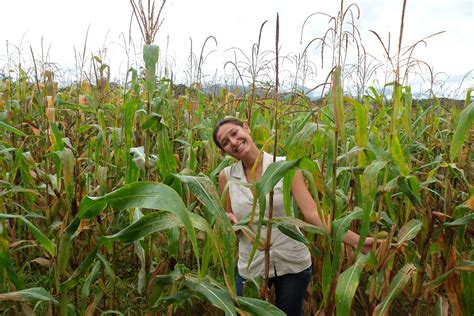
0;0;472;97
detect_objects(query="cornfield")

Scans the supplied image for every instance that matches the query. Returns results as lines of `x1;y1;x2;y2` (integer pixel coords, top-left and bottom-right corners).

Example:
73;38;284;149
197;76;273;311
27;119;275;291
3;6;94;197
0;0;473;315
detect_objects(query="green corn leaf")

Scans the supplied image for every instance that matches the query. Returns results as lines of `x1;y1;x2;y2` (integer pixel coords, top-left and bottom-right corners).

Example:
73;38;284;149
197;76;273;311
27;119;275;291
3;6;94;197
0;214;55;257
77;124;99;134
209;155;234;184
13;149;36;198
0;120;27;137
286;113;311;145
275;223;308;244
346;97;368;148
336;146;365;163
465;88;472;107
129;208;146;294
50;122;64;151
143;44;160;71
176;174;236;287
251;125;271;149
335;254;368;316
368;86;383;105
94;128;104;166
57;236;71;275
249;157;324;270
332;208;364;277
80;260;101;306
0;287;57;303
332;66;345;144
391;133;410;176
396;219;422;247
286;122;322;160
282;169;296;216
143;44;160;94
97;253;115;284
103;211;210;244
104;211;179;243
299;157;325;193
272;217;328;237
353;96;369;166
154;269;183;286
184;275;236;316
175;175;223;224
61;245;99;290
257;159;300;199
56;99;94;112
123;99;140;148
152;289;195;307
248;158;301;268
78;181;200;273
232;225;265;249
201;235;212;278
460;269;474;315
358;160;387;252
390;83;403;135
51;148;75;203
322;245;332;305
237;297;286;316
442;213;474;227
361;160;387;202
79;182;180;219
449;102;474;161
402;86;413;138
157;122;178;177
397;176;422;206
374;264;417;316
423;261;474;292
0;247;25;290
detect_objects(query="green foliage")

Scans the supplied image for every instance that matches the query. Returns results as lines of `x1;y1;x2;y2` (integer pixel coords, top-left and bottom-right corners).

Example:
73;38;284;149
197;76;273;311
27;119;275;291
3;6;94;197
335;254;368;316
449;102;474;161
0;287;57;303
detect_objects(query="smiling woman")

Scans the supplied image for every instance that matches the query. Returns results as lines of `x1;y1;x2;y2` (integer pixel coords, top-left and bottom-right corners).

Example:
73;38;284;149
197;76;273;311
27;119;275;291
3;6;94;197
213;117;379;316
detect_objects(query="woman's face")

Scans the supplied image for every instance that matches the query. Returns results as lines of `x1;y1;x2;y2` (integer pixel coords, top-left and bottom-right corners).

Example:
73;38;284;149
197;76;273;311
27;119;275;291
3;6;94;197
215;122;253;159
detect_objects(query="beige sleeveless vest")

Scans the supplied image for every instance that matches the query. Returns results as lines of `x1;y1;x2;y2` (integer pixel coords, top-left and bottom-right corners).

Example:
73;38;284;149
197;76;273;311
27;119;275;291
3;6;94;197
224;152;312;279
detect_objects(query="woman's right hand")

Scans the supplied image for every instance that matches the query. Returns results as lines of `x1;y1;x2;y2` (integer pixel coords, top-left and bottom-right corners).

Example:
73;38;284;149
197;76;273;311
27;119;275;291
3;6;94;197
226;212;238;224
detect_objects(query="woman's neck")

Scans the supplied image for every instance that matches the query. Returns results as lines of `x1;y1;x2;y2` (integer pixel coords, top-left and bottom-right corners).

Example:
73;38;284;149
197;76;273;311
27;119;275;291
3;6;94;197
241;147;260;169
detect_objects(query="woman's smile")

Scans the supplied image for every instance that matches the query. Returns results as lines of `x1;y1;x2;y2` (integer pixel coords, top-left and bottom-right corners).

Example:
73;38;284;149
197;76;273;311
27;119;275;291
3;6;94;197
232;140;245;154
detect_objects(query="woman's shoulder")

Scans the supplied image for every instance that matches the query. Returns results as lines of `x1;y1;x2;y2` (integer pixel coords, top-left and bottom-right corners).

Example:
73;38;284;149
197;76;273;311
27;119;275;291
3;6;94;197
222;159;244;180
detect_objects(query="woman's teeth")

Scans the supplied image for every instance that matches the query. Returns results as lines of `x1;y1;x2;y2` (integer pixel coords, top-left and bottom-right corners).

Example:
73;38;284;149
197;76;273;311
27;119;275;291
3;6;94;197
235;143;243;153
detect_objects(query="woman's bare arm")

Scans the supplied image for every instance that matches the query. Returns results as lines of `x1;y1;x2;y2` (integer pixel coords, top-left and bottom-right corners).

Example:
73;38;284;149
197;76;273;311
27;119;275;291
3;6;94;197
291;170;378;251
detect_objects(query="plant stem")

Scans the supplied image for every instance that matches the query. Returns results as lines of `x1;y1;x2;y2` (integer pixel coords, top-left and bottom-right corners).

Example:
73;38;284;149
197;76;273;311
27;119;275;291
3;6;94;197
262;13;279;301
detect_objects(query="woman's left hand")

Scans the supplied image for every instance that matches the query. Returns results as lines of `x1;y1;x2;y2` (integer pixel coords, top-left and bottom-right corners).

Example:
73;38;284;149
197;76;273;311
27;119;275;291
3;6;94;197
361;236;383;254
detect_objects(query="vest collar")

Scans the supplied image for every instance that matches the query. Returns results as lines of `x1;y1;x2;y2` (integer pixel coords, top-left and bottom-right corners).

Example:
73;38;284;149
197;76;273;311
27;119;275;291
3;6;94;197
231;151;273;181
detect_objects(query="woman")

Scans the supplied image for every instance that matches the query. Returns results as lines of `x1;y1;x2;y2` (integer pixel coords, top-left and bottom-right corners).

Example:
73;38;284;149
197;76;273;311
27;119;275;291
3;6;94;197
213;117;377;316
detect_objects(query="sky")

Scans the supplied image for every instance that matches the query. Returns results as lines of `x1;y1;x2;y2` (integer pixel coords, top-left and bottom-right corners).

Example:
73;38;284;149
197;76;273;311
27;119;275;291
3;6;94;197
0;0;473;98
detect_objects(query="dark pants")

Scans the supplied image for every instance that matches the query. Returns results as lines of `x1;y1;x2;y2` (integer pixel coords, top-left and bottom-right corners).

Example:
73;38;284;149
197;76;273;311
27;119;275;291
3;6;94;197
236;265;312;316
